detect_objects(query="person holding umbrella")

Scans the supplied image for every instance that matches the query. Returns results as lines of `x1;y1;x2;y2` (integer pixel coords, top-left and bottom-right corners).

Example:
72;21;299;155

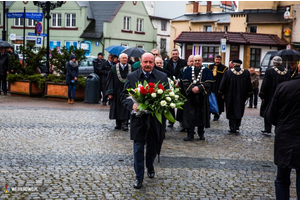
120;52;169;189
289;60;298;78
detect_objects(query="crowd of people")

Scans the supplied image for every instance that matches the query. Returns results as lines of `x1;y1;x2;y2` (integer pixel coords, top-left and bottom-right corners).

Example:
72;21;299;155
84;49;299;195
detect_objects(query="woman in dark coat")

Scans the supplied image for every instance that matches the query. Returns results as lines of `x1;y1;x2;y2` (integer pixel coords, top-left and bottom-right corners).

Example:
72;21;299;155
266;74;300;199
66;54;78;104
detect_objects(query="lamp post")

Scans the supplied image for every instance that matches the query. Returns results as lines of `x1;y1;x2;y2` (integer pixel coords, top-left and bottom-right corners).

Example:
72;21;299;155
33;1;63;74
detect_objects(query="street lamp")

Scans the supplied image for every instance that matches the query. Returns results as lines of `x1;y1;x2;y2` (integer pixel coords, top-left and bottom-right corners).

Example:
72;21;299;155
33;1;63;74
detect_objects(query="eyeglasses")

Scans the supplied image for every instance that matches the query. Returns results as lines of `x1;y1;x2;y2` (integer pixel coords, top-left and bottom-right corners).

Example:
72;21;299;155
153;54;158;56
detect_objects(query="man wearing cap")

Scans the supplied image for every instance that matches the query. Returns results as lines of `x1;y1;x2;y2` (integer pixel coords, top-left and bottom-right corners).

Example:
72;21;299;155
218;59;252;134
93;52;106;102
259;56;291;136
208;55;228;121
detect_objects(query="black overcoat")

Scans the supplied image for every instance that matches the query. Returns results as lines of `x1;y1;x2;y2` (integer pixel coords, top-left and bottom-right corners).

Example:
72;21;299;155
208;63;228;113
259;66;291;117
266;74;300;169
165;58;187;79
120;67;169;142
181;66;214;128
106;64;131;120
218;67;252;120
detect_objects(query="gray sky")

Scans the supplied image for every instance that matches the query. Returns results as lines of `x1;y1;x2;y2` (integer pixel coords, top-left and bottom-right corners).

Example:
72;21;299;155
153;1;188;19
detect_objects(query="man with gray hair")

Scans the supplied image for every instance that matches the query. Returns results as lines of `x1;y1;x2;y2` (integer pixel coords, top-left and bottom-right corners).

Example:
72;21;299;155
259;56;291;136
106;53;132;131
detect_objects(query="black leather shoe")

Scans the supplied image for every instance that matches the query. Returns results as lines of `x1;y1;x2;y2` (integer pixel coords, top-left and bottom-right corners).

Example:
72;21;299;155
102;102;107;106
122;126;128;131
147;169;155;179
228;130;237;133
133;180;143;189
213;114;219;121
180;128;187;132
115;126;121;129
184;137;194;141
261;130;269;133
254;106;257;108
168;123;174;128
198;133;205;140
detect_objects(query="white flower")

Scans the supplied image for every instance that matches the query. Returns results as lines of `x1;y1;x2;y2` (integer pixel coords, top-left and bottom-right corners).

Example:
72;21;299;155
170;81;174;86
166;97;172;102
169;91;175;97
170;103;176;109
138;84;143;88
151;93;156;98
157;89;163;94
160;100;167;106
175;95;179;100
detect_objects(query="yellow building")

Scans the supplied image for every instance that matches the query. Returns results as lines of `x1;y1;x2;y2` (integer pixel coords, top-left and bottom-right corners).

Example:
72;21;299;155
170;1;296;69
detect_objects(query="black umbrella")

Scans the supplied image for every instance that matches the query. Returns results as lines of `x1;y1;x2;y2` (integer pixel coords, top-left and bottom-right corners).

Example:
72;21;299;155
276;49;300;61
121;47;146;58
0;41;12;48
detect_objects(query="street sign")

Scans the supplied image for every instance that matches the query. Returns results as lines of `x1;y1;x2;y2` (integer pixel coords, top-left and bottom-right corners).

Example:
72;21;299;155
39;33;47;37
6;12;43;21
220;38;226;53
25;36;37;40
36;22;42;34
28;32;37;36
95;42;99;47
9;34;16;41
36;36;42;47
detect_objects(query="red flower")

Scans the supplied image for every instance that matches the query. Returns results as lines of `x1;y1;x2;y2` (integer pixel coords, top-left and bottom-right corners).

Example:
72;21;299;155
148;88;155;94
145;85;149;90
148;82;155;88
158;83;165;91
140;86;147;95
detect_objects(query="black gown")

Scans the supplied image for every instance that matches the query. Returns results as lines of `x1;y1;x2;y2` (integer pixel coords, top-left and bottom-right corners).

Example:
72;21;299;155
106;64;131;121
208;64;228;113
259;66;291;118
181;66;214;128
218;67;252;120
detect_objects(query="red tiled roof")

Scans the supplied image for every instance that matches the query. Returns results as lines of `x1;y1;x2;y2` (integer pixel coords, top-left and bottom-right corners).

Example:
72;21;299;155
221;1;237;8
174;31;287;46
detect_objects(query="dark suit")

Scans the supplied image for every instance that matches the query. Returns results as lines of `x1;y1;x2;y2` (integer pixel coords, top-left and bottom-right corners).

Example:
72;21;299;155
121;67;168;181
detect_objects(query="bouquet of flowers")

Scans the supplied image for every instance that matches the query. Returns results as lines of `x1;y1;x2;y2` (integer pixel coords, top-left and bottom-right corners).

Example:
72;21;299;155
127;80;186;124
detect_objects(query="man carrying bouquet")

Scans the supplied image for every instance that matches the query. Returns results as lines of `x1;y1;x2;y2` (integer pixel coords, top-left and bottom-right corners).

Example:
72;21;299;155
121;53;169;189
181;55;214;141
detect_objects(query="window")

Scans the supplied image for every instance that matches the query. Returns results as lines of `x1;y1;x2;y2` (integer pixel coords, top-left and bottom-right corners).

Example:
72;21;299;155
160;38;166;50
124;17;131;30
230;45;239;61
65;41;78;50
202;46;219;62
28;19;36;27
121;43;128;47
224;25;228;32
249;26;257;33
137;44;144;49
14;18;24;26
203;25;212;32
136;18;143;32
66;13;76;27
161;20;167;31
250;48;261;67
52;13;61;27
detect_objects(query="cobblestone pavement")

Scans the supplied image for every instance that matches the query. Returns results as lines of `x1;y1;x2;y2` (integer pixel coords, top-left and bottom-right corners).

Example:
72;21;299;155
0;95;298;200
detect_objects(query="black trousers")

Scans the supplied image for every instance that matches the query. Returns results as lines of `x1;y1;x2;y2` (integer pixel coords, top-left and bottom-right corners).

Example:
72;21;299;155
249;88;258;107
0;75;7;94
116;119;128;128
264;117;272;133
229;119;241;132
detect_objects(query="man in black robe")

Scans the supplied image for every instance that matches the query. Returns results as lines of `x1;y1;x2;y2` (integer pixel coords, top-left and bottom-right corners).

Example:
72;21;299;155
266;74;300;199
289;60;298;79
181;55;214;141
100;54;115;106
121;53;169;189
218;59;252;134
165;49;187;127
259;56;291;136
106;53;131;131
208;55;228;121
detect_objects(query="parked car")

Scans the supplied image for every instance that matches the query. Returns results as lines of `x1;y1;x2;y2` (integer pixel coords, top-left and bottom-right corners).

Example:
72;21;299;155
79;56;96;77
202;62;214;68
259;51;278;78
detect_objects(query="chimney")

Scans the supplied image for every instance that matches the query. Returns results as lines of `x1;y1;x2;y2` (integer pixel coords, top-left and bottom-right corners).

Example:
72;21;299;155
193;1;198;14
207;1;212;13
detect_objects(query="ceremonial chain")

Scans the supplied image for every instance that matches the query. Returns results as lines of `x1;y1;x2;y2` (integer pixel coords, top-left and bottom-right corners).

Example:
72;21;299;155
192;66;205;84
116;63;132;83
231;68;244;75
272;66;287;75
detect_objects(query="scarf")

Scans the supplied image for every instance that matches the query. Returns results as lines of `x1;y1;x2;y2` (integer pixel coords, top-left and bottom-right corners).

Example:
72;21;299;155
69;60;78;67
